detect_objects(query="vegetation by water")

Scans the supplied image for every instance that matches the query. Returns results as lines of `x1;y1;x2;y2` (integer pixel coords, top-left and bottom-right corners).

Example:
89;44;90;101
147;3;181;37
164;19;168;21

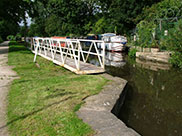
7;41;107;136
128;48;137;58
129;0;182;68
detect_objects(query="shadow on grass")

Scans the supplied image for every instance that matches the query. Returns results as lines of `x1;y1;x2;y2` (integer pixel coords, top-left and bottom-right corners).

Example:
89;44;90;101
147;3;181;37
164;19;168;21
9;46;31;54
15;79;32;84
0;41;31;55
9;41;24;46
45;92;77;99
8;42;32;55
0;96;75;130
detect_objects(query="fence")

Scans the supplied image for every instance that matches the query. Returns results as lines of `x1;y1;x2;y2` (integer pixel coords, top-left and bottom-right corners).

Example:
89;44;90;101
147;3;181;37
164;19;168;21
31;37;105;74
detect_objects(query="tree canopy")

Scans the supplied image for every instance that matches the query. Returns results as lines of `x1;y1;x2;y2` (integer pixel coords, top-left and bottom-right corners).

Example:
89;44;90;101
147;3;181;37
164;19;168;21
0;0;163;39
0;0;33;39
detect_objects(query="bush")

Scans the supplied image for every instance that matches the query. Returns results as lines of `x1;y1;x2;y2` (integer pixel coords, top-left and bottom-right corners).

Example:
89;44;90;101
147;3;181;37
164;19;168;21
133;0;182;50
133;0;182;68
128;48;138;58
169;52;182;68
164;20;182;52
136;21;157;48
160;19;182;68
15;33;22;41
7;35;15;41
0;36;3;43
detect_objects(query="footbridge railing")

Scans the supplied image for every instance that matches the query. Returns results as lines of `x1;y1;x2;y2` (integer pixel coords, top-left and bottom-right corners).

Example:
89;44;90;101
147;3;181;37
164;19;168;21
31;37;105;74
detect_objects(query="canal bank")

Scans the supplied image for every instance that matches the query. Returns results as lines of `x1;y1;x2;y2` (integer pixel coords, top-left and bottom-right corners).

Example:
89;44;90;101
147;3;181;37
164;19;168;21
105;54;182;136
86;51;182;136
77;74;140;136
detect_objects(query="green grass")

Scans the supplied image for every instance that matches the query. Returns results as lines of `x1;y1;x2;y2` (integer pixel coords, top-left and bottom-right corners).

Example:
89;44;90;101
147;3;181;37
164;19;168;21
7;41;108;136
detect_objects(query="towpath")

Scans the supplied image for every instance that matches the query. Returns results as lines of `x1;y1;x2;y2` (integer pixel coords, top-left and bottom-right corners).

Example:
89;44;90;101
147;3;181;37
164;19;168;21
0;41;17;136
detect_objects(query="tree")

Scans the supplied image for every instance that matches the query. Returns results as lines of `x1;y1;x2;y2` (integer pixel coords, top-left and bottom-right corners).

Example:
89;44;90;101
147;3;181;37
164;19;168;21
0;0;33;40
107;0;162;34
30;0;91;36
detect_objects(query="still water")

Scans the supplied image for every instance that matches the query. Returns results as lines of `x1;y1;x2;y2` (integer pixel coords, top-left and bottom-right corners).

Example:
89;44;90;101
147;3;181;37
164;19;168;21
90;51;182;136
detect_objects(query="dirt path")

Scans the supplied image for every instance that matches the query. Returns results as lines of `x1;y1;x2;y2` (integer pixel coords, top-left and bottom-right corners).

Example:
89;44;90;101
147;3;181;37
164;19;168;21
0;41;17;136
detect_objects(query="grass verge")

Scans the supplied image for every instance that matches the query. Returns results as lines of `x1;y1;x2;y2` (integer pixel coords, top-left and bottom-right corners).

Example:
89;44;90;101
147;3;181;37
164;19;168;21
7;41;108;136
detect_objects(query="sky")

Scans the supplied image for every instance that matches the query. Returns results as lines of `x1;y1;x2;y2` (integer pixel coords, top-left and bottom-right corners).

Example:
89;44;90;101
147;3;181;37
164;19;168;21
19;13;32;26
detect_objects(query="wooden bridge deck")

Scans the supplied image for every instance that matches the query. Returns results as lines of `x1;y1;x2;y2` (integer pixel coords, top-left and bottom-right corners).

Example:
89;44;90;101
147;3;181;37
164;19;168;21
32;51;105;74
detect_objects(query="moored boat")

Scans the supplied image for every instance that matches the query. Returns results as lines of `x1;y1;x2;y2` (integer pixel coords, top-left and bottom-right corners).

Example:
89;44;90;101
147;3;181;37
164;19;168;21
51;36;70;47
97;33;127;52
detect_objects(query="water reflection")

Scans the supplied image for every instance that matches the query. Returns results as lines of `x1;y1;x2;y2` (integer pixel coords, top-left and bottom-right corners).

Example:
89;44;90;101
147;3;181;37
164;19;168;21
105;54;182;136
136;58;171;71
89;51;182;136
104;51;126;67
89;51;126;67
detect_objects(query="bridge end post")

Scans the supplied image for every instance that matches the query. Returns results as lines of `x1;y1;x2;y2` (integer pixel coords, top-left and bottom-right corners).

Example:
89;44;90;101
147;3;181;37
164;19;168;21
102;41;105;69
78;40;80;71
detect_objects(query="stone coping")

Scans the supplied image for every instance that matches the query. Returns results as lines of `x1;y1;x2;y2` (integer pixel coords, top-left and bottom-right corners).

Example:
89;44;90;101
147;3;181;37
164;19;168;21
77;74;140;136
136;52;170;63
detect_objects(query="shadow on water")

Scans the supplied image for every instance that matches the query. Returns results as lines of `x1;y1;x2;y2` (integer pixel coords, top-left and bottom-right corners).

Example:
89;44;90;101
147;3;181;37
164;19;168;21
89;51;182;136
111;83;133;119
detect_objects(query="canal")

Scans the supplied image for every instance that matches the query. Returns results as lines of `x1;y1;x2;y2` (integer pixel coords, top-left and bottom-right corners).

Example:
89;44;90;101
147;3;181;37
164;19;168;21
90;51;182;136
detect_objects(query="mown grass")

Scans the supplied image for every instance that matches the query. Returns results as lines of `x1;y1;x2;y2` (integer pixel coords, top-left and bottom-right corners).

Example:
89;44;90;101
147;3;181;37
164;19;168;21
7;41;107;136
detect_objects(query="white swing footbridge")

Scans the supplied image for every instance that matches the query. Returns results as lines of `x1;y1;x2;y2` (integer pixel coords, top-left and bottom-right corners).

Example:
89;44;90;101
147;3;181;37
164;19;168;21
31;37;105;74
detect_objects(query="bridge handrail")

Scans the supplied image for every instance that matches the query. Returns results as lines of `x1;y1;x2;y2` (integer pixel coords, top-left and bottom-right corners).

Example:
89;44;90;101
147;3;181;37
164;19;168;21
32;37;105;71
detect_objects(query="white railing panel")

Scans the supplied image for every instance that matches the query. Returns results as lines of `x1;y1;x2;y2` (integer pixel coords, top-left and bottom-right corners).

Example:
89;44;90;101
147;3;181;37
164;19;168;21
32;37;105;71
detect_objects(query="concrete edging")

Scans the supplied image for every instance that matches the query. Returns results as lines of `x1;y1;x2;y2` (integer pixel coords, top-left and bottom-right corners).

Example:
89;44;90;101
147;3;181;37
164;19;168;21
77;74;140;136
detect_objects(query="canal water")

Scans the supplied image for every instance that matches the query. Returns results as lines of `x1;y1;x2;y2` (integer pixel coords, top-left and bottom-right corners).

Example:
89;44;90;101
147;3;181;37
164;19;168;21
90;51;182;136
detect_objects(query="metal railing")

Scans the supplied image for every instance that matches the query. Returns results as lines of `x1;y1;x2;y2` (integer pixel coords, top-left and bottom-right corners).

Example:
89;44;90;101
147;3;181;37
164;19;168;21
32;37;105;71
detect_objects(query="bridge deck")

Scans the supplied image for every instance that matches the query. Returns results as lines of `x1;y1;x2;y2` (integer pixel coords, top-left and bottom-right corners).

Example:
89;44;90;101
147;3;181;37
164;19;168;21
32;51;105;74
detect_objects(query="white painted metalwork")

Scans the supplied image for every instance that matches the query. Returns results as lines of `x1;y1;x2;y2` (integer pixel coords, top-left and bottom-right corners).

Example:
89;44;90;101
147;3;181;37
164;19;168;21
31;37;105;73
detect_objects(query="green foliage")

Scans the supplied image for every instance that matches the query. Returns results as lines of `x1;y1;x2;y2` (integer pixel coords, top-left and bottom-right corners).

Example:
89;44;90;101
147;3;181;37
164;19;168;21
0;0;163;38
0;0;32;23
108;0;161;34
30;0;90;37
7;35;15;41
0;36;3;43
0;0;33;40
26;0;161;37
128;48;138;58
28;23;47;37
134;0;182;68
163;20;182;52
133;0;182;50
0;20;19;40
15;33;22;41
160;19;182;68
169;52;182;68
92;17;115;34
45;15;63;36
137;0;182;22
136;21;157;48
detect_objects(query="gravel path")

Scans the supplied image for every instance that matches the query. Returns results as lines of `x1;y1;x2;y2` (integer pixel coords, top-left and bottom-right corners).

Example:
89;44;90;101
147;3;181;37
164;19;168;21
0;41;17;136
